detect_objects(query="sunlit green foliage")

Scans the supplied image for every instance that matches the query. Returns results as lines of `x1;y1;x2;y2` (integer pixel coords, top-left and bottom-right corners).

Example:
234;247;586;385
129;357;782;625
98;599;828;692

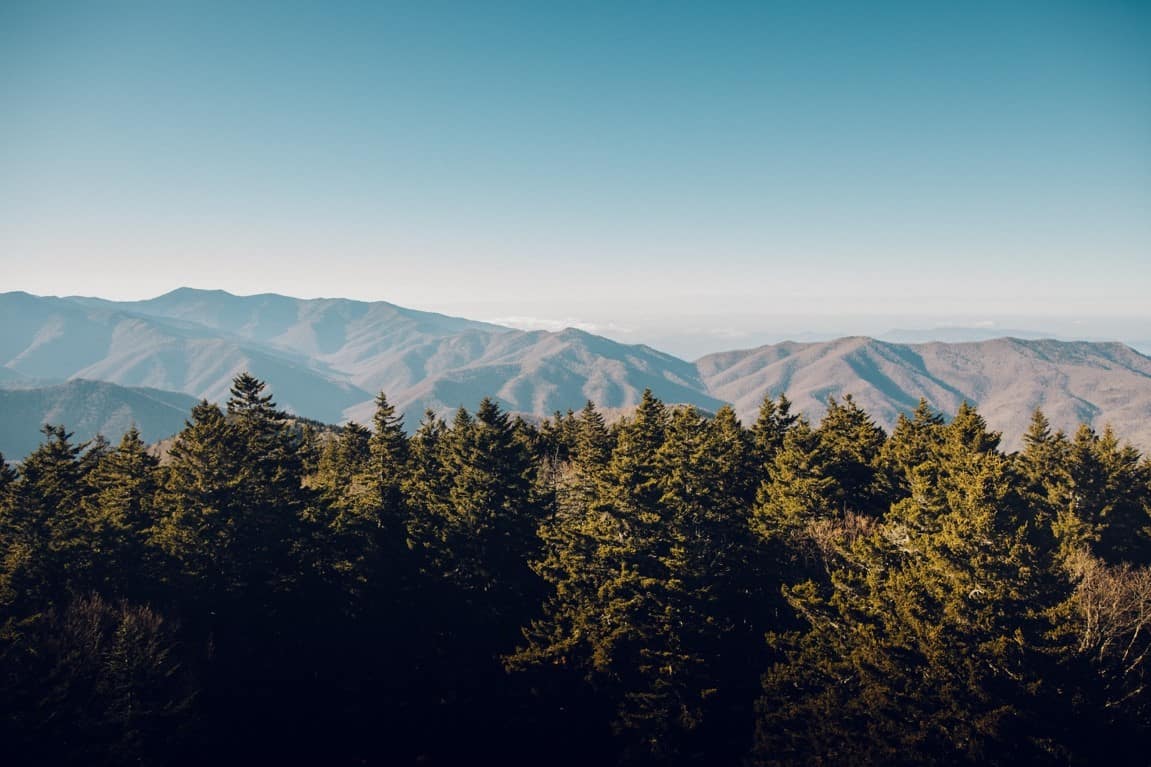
2;376;1150;766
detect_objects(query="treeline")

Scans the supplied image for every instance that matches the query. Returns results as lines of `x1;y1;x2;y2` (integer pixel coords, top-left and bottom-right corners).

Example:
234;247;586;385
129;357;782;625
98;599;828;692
2;374;1150;766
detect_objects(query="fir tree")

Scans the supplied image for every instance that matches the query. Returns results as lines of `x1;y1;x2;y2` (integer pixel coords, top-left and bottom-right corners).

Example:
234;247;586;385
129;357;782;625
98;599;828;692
816;394;887;516
751;418;837;552
81;427;160;600
750;393;798;475
0;425;90;615
753;404;1067;765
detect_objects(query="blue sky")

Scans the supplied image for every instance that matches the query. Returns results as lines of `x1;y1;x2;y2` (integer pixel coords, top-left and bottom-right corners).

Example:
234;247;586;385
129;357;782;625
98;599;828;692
1;1;1148;355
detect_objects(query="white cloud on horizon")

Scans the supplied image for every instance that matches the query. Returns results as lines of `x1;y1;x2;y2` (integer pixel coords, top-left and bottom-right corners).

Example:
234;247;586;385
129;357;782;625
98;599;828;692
486;315;634;335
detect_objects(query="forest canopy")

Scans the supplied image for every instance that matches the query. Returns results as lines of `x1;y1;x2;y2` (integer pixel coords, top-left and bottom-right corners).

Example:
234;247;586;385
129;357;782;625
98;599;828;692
2;373;1150;766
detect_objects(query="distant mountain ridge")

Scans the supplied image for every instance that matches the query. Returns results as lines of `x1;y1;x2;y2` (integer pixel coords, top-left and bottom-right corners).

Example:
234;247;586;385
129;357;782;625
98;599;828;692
0;380;198;460
697;336;1151;451
0;290;724;454
3;289;1151;457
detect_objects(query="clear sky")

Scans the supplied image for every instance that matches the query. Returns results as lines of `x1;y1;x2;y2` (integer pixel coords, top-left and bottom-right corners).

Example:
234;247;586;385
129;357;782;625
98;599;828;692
2;1;1148;356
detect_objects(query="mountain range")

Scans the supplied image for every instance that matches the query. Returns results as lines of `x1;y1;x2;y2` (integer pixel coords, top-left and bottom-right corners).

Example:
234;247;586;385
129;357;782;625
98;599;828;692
3;288;1151;458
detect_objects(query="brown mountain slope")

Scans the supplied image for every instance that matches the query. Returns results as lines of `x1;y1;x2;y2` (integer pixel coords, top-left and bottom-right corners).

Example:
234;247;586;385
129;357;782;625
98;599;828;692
697;337;1151;452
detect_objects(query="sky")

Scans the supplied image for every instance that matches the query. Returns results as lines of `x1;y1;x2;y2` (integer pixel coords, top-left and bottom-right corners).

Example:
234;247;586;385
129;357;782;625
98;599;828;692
1;0;1148;357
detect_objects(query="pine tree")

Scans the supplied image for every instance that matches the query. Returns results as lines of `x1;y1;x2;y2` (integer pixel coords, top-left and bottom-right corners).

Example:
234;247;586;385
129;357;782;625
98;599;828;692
449;398;536;610
152;376;307;607
150;400;245;601
751;418;838;552
1;593;197;767
81;427;160;600
508;400;619;753
350;392;413;614
880;399;946;495
0;452;14;497
537;408;582;468
1015;410;1072;550
646;404;767;761
368;391;409;525
0;425;91;615
510;402;615;671
751;393;798;475
1091;427;1151;564
753;403;1067;765
514;394;770;761
816;394;888;516
308;420;373;584
404;408;452;557
1043;424;1151;565
510;392;670;755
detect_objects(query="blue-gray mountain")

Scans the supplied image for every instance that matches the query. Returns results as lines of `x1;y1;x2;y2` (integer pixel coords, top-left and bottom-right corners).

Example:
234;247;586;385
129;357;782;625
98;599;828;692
3;289;1151;457
0;380;198;460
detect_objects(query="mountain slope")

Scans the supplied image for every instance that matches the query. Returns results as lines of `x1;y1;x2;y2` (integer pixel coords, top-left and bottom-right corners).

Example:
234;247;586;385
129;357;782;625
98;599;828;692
0;380;198;460
6;290;1151;454
343;327;724;424
1;292;371;422
74;287;503;365
3;290;723;430
697;337;1151;451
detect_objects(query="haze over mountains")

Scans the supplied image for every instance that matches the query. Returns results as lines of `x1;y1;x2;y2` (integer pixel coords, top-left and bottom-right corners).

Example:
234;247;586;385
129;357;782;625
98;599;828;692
3;288;1151;457
0;380;198;460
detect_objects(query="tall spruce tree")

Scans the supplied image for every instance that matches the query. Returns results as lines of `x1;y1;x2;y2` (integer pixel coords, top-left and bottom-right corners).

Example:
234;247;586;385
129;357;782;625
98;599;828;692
152;375;307;608
80;427;159;600
0;426;91;615
751;393;798;475
753;403;1068;765
816;394;887;516
751;418;837;552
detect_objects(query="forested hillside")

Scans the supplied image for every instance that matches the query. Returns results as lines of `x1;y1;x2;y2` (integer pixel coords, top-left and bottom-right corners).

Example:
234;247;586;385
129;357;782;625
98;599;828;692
2;375;1150;765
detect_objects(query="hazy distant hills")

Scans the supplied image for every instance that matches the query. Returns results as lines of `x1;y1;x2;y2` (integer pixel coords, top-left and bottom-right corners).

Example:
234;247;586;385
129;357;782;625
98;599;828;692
0;290;722;453
699;336;1151;451
0;380;198;460
3;289;1151;457
878;327;1049;344
0;291;372;422
342;326;723;425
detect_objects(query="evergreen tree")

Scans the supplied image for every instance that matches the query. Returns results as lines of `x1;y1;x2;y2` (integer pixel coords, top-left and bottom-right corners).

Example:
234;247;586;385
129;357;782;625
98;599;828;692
307;420;373;584
1047;424;1151;565
404;408;452;560
368;392;409;524
880;399;946;494
81;427;160;600
511;402;615;672
0;425;90;615
508;400;619;754
150;400;248;601
753;404;1067;765
152;375;309;614
516;393;770;761
750;393;798;475
1091;427;1151;564
645;404;766;761
0;452;14;497
445;398;537;613
4;371;1151;765
816;394;888;516
538;408;582;468
511;392;671;756
751;418;837;554
0;593;197;767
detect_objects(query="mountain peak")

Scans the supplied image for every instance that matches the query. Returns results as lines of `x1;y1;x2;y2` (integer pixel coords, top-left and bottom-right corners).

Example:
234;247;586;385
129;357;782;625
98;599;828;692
4;290;1151;455
158;286;236;299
